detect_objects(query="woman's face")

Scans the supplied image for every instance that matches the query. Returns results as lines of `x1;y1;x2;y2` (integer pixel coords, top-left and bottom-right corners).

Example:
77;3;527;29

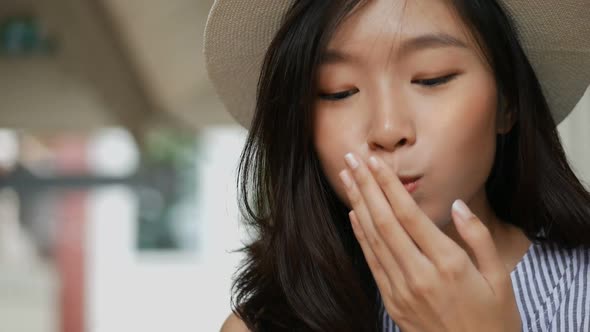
313;0;508;228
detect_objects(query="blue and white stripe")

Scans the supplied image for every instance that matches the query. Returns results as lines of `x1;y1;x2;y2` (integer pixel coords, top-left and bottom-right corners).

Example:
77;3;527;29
381;241;590;331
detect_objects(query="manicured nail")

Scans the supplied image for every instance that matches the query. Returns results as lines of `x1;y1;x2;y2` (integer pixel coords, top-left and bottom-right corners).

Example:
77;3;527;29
368;156;379;171
452;199;473;221
339;170;353;189
345;153;359;169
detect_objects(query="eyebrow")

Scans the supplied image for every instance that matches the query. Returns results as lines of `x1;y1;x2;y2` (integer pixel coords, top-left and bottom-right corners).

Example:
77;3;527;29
321;32;469;65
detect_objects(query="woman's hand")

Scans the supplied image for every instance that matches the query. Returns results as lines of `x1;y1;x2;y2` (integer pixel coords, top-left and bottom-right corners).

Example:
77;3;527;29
338;153;521;332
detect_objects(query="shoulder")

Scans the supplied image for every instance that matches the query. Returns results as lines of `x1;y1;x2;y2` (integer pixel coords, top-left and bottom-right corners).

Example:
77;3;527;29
566;244;590;284
510;241;590;331
555;245;590;329
570;244;590;286
220;312;251;332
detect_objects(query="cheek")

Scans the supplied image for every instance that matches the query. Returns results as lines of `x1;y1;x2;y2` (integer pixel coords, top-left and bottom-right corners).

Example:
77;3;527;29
447;79;499;175
422;82;498;224
313;109;362;206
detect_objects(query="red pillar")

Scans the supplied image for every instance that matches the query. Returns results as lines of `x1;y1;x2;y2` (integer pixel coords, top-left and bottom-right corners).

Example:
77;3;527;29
55;191;87;332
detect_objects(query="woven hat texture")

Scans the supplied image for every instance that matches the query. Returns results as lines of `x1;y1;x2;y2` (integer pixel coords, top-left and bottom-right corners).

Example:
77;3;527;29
204;0;590;129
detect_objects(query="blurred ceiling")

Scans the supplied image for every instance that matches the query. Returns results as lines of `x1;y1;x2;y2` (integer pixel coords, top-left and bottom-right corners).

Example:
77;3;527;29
0;0;233;135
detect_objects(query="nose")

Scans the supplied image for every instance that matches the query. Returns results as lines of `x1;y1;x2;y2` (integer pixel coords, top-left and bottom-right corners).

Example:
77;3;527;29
367;93;416;152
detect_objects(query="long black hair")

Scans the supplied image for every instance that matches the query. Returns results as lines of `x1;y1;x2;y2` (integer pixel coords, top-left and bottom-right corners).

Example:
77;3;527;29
230;0;590;330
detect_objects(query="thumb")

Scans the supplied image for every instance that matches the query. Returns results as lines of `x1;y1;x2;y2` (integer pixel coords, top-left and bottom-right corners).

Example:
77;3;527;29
451;199;507;287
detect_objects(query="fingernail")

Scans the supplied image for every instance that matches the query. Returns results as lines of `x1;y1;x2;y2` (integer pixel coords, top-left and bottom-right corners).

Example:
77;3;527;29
339;170;353;189
452;199;473;221
345;153;359;169
368;156;379;171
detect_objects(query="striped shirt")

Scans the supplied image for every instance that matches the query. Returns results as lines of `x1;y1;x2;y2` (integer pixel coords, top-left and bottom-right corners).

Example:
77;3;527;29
381;241;590;331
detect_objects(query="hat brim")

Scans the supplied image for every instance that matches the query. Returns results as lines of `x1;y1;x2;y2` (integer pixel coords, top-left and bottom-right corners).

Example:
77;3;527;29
204;0;590;129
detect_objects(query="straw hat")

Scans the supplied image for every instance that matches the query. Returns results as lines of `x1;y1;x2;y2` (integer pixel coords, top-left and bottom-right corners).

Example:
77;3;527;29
204;0;590;129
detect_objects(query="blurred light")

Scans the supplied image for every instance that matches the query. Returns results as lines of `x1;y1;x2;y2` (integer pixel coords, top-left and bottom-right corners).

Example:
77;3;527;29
88;128;139;177
0;129;19;172
19;134;63;177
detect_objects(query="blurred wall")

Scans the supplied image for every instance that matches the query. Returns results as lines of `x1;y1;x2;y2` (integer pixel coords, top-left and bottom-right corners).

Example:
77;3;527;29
559;86;590;188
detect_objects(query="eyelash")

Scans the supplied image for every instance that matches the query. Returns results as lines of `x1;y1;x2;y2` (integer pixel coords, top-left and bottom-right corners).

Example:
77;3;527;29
318;73;458;101
412;73;458;87
318;89;360;101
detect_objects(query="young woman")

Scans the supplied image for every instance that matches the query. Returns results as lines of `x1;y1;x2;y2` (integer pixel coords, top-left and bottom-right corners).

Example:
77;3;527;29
204;0;590;331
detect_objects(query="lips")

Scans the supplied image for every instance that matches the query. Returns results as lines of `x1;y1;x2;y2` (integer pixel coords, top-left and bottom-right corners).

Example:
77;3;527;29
399;176;421;184
399;175;421;193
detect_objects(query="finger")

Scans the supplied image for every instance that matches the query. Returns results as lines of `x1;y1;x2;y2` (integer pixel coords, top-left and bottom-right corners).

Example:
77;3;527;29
451;199;507;287
340;169;410;284
349;210;395;298
367;155;459;263
343;154;431;277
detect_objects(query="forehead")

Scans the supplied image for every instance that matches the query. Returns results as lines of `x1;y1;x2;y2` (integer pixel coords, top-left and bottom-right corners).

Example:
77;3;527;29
327;0;476;59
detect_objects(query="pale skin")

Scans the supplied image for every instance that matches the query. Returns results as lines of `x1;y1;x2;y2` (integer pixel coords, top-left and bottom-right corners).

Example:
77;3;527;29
223;0;531;330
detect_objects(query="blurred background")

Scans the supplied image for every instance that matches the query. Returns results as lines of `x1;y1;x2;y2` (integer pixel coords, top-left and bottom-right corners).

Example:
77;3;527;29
0;0;588;331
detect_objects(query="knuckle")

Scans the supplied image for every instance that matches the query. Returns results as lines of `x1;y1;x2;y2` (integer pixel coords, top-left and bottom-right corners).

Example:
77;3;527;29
354;168;370;186
367;234;382;251
394;287;413;309
353;224;367;242
348;189;363;205
439;253;469;277
380;172;396;188
395;206;414;222
365;253;382;272
385;304;407;325
374;216;392;234
407;277;433;296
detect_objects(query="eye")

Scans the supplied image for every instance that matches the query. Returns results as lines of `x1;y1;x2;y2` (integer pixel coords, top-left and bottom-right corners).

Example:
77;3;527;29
412;73;458;87
318;88;359;101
